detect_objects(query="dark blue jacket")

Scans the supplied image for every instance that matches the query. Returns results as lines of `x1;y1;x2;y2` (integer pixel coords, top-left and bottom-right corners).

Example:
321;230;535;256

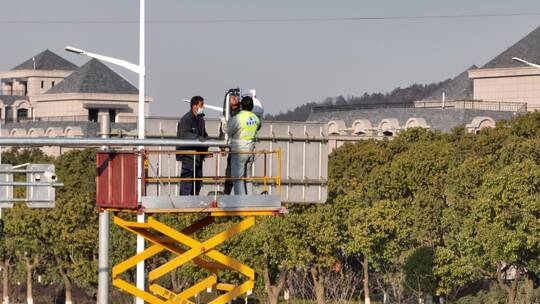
176;111;208;164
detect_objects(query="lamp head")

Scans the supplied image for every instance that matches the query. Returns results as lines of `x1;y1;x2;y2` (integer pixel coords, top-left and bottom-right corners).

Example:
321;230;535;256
512;57;527;64
65;46;85;55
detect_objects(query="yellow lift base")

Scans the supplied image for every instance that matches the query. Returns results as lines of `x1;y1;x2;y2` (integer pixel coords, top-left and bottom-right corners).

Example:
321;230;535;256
112;211;275;304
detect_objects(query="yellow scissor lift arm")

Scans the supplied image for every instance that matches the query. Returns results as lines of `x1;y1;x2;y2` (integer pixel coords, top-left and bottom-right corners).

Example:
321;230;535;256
101;149;284;304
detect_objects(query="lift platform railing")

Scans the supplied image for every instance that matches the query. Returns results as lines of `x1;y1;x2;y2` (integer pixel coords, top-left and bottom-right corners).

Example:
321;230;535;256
142;148;282;195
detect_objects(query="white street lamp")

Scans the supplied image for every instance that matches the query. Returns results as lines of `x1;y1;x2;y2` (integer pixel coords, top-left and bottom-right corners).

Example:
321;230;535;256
65;1;146;303
512;57;540;69
65;46;143;75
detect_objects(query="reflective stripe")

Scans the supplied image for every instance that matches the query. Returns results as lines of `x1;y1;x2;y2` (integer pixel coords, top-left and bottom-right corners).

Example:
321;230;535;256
238;111;260;140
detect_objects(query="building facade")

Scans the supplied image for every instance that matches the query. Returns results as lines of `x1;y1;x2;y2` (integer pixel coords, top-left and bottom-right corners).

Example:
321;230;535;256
469;67;540;111
0;49;152;124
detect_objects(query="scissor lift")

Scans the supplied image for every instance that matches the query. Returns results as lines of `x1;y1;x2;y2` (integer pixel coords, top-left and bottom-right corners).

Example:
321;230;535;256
97;149;284;304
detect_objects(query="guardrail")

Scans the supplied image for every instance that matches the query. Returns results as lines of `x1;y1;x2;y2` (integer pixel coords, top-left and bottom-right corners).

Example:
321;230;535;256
35;115;89;122
143;149;282;196
312;102;414;112
415;100;528;112
0;90;26;96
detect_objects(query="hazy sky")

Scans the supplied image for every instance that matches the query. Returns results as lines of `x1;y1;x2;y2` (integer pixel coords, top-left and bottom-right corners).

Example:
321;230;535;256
1;0;540;117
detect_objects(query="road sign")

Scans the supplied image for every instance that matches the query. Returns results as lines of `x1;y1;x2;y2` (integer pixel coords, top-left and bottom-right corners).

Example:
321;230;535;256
0;164;14;208
0;164;62;208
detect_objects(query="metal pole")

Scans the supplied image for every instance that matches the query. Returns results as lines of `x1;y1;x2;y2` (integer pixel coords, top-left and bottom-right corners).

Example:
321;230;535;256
97;113;110;304
136;0;146;303
0;113;2;220
442;92;446;109
97;211;109;304
0;138;226;147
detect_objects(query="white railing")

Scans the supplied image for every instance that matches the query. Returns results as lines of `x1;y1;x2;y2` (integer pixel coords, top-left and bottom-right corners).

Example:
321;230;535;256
415;100;527;112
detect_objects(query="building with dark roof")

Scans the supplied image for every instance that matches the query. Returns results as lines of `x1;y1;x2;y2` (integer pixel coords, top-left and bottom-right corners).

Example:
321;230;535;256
0;50;152;124
11;49;79;71
420;26;540;111
309;26;540;140
46;59;138;95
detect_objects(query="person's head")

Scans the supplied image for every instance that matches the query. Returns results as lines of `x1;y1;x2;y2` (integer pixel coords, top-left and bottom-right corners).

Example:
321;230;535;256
230;94;239;110
241;96;254;111
190;96;204;115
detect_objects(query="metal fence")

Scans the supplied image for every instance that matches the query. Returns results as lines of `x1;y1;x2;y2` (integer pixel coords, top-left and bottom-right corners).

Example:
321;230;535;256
312;100;528;114
312;102;415;113
144;149;281;196
415;100;528;112
0;116;88;124
35;115;90;122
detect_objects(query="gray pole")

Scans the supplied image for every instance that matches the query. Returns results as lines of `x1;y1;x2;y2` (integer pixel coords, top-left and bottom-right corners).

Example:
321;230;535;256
0;137;227;147
97;112;110;304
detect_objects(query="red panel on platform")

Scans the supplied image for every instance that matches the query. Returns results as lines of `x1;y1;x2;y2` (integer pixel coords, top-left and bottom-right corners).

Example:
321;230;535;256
96;151;141;209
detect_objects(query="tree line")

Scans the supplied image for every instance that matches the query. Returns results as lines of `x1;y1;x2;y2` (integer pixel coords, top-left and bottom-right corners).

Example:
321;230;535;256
2;112;540;303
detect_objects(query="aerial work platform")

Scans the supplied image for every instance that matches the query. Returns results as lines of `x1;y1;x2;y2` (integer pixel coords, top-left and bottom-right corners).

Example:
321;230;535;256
112;214;264;304
97;149;286;303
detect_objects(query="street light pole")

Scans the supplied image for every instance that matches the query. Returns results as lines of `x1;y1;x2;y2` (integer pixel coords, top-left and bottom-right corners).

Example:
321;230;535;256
65;1;147;303
136;2;146;304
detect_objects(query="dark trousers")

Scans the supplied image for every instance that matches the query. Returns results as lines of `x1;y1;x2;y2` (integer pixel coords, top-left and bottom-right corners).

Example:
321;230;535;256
180;161;203;196
224;154;233;195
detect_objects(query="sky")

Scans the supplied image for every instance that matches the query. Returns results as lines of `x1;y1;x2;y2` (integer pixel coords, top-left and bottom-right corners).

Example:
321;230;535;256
1;0;540;118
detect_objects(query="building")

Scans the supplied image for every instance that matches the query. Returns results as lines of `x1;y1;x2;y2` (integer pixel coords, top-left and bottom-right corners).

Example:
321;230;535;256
0;49;152;124
307;102;521;150
307;26;540;144
427;26;540;111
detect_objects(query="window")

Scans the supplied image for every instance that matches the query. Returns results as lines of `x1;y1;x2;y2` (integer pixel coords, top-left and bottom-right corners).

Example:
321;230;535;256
109;109;117;123
17;109;28;122
88;108;98;122
21;81;27;96
51;81;55;87
41;81;44;88
5;107;13;122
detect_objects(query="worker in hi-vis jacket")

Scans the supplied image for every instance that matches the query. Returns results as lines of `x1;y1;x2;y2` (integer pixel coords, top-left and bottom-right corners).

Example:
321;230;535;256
222;96;261;195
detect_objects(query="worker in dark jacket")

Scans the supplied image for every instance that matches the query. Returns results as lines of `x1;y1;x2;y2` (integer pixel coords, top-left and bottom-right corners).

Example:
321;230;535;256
177;96;208;195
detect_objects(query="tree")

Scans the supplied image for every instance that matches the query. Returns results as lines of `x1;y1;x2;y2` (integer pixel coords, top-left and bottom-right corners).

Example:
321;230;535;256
332;139;393;304
474;160;540;304
286;204;343;304
43;149;98;303
236;215;295;304
361;134;452;303
1;148;51;304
